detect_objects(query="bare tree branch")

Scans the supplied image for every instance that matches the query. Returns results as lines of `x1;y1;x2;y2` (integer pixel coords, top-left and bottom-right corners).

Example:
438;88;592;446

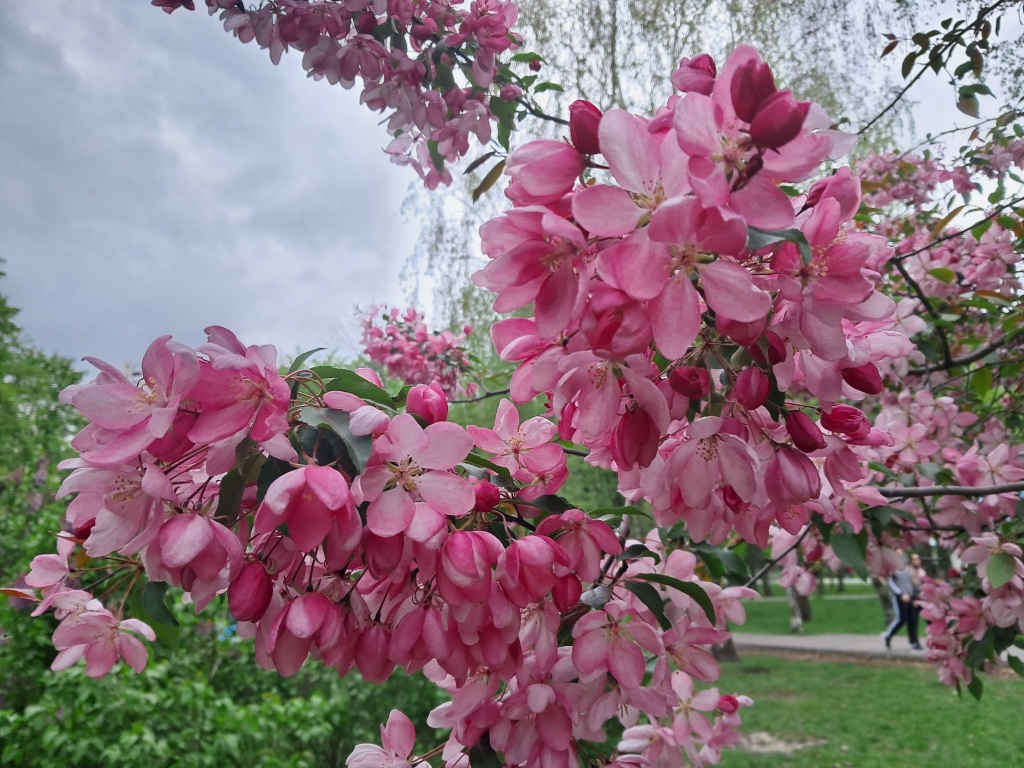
878;481;1024;498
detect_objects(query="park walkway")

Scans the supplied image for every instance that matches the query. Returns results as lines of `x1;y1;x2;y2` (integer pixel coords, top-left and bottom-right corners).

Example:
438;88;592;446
732;632;1024;663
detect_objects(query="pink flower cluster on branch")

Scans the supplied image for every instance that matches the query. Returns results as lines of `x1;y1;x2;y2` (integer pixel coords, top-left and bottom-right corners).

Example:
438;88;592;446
19;321;760;766
361;306;475;397
156;0;521;188
478;45;906;550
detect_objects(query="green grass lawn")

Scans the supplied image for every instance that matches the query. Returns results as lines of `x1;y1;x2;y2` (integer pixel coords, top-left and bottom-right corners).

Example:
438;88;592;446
716;656;1024;768
736;581;892;635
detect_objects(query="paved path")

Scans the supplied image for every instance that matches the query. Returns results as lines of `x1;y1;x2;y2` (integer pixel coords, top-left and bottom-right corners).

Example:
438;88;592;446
732;632;1024;663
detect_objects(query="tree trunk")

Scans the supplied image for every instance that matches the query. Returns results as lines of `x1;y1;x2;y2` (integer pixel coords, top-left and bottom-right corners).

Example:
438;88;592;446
786;586;804;633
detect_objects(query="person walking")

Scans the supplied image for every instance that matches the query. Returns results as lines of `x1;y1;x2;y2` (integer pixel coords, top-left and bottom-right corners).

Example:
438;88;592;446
883;551;923;651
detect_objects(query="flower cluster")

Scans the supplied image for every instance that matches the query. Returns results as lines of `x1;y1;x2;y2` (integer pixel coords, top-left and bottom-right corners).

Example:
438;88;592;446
478;46;906;551
21;324;761;767
361;306;475;397
155;0;520;188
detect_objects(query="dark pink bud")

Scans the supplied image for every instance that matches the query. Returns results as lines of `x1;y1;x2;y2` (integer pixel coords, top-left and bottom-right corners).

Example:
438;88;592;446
717;315;767;346
732;367;770;410
552;574;582;612
529;58;542;72
473;481;501;513
718;694;740;714
355;11;377;35
406;381;448;424
669;366;711;399
568;100;603;155
730;58;776;123
671;53;718;95
748;331;787;367
820;404;871;438
842;362;884;395
786;411;826;453
611;408;659;470
228;561;273;622
749;90;810;150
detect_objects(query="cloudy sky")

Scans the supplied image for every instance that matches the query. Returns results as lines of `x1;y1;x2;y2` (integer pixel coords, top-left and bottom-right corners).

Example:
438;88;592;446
1;2;418;371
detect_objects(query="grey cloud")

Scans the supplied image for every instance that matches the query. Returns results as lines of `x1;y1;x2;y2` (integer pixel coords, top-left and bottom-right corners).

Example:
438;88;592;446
1;1;417;371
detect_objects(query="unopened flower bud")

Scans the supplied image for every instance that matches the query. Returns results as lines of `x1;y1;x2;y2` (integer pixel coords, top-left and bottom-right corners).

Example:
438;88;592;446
786;411;826;453
820;404;871;438
841;362;884;395
718;694;740;714
529;58;542;72
748;331;787;366
718;315;767;346
228;561;273;623
499;84;524;102
732;367;770;409
730;58;776;123
671;53;717;94
473;481;501;513
355;11;377;35
406;381;448;425
568;100;603;155
669;366;711;399
749;90;810;150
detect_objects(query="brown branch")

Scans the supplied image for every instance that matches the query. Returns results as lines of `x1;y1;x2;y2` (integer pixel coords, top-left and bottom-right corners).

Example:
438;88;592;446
891;257;954;368
449;388;511;404
908;333;1021;375
744;526;812;589
878;481;1024;498
893;195;1024;263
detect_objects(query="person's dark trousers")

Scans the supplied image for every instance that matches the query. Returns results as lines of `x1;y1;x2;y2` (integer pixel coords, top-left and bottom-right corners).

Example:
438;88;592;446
885;597;919;645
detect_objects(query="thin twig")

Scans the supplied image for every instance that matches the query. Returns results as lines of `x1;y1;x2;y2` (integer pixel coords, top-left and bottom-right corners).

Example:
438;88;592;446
744;526;812;589
449;387;511;404
878;480;1024;498
891;258;954;368
908;334;1021;375
892;195;1024;263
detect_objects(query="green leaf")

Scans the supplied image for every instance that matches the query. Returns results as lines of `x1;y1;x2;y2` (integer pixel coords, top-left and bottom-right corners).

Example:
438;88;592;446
987;551;1017;589
928;267;957;284
467;737;503;768
633;573;716;625
519;494;574;514
463;150;497;176
958;91;980;118
533;81;564;93
298;407;373;473
427;140;446;172
901;51;918;78
590;505;653;520
128;581;180;652
314;368;395;409
287;347;326;374
622;581;672;631
747;226;814;265
966;674;984;701
831;531;869;578
1008;654;1024;678
617;543;661;564
461;451;513;479
472;159;506;203
972;366;993;395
